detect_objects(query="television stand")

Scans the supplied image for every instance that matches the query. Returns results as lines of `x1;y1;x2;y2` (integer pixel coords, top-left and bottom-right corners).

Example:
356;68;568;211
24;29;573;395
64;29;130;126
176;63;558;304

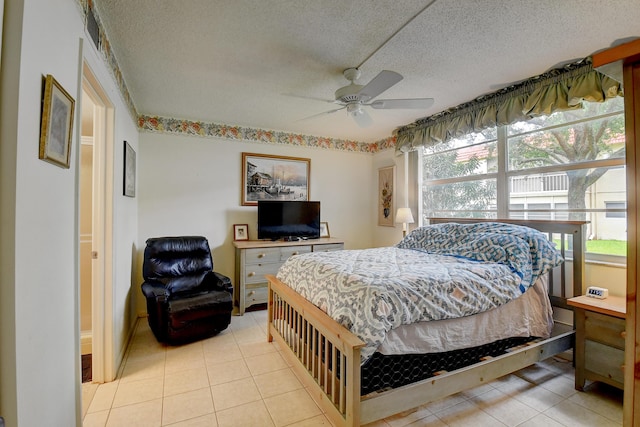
233;237;344;315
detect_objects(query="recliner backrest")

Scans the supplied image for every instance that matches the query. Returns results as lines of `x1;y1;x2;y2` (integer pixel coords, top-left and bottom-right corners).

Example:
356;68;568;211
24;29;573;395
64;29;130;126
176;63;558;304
143;236;214;295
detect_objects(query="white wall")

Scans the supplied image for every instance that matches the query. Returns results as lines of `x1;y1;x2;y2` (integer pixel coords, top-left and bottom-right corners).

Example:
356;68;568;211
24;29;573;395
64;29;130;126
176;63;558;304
0;0;139;425
136;132;395;313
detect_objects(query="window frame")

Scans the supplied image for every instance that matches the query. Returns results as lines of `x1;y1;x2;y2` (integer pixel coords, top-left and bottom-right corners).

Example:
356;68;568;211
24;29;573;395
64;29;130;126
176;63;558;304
419;102;627;262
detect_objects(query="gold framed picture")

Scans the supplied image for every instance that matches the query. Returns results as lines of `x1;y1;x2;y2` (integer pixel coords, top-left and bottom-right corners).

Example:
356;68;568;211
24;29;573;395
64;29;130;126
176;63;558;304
241;152;310;206
39;74;75;168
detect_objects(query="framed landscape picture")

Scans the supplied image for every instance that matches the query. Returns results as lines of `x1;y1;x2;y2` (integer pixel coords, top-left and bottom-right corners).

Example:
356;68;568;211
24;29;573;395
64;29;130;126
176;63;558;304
241;152;310;206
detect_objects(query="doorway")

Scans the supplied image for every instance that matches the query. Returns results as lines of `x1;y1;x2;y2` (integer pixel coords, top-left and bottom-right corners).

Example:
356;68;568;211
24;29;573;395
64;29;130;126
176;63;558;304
80;62;116;383
79;92;94;381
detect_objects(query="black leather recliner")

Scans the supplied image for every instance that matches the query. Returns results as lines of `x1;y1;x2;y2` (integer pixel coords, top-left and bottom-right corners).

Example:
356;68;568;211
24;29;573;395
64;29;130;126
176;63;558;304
141;236;233;344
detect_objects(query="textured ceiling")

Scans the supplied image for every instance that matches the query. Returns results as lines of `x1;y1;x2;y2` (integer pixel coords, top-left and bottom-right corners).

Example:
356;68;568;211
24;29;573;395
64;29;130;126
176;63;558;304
95;0;640;144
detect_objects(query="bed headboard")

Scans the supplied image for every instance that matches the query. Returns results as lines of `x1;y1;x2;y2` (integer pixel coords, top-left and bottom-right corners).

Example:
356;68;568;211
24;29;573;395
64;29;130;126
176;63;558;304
427;218;587;309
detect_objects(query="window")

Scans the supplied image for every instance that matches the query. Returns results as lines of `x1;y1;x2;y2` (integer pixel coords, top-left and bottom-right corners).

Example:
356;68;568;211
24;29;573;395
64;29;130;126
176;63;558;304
605;201;626;218
421;96;627;256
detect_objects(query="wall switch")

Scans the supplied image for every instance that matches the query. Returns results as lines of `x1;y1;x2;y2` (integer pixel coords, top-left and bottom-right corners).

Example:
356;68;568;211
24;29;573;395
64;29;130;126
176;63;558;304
586;286;609;299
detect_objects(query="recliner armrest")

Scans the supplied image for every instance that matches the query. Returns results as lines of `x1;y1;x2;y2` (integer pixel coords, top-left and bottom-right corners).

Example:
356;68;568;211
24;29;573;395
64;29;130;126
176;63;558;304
213;271;233;294
141;281;168;301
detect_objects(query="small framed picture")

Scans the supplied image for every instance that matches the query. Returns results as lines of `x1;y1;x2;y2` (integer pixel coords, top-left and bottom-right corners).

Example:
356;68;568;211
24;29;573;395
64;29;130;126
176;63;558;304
123;141;136;197
320;222;330;238
233;224;249;241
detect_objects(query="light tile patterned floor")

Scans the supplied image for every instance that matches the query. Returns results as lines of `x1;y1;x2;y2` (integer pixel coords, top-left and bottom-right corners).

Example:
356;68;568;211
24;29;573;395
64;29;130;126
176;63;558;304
82;310;623;426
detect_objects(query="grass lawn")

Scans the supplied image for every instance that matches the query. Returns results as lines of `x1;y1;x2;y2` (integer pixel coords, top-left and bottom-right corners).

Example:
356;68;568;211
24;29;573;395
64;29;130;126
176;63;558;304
553;238;627;256
586;239;627;256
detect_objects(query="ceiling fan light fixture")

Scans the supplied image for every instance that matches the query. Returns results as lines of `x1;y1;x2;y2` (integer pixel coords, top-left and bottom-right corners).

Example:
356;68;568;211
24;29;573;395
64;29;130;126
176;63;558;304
346;103;364;117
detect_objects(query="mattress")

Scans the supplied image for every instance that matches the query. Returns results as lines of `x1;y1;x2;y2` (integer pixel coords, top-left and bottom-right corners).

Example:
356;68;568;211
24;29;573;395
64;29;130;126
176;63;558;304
276;222;563;363
377;275;553;355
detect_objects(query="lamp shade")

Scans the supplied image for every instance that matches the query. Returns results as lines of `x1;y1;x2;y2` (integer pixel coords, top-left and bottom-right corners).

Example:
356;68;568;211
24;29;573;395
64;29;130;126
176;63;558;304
395;207;415;224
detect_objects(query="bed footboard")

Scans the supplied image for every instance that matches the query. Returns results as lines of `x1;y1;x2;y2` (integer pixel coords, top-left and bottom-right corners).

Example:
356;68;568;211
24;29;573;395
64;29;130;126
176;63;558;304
267;274;365;426
268;275;574;427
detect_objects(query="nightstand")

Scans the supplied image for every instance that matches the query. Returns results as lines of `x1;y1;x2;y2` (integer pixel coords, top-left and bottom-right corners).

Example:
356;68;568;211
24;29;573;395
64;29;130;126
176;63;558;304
568;295;626;391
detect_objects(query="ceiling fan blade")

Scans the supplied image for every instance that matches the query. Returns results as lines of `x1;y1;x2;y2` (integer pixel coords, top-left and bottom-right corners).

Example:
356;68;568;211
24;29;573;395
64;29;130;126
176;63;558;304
282;93;335;103
296;106;346;122
357;70;403;101
351;108;373;128
369;98;435;109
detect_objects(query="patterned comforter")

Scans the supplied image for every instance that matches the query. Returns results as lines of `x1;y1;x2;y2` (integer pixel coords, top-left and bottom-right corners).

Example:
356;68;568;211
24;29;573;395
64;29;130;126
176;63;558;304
276;222;563;363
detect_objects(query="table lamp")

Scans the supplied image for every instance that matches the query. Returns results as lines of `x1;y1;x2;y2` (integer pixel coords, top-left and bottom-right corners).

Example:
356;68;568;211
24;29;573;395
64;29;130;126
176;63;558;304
395;207;415;237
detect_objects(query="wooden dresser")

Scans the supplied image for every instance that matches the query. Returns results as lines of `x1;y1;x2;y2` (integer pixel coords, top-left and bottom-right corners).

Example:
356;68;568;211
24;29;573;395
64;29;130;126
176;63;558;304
568;294;626;390
233;238;344;315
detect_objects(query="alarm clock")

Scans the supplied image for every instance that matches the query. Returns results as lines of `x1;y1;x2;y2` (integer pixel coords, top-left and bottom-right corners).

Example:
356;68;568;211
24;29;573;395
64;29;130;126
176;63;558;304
586;286;609;299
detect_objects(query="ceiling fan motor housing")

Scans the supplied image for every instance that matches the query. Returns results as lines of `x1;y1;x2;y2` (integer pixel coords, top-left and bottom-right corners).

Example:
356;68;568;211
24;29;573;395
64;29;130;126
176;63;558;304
335;84;366;103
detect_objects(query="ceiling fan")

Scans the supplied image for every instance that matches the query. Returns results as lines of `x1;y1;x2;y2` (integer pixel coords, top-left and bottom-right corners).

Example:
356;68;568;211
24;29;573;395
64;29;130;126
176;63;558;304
300;68;434;127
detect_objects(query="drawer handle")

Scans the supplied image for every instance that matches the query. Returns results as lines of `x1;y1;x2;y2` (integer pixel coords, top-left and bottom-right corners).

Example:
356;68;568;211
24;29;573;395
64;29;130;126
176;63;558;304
621;331;627;339
248;272;256;277
292;251;299;255
248;291;255;297
258;253;266;258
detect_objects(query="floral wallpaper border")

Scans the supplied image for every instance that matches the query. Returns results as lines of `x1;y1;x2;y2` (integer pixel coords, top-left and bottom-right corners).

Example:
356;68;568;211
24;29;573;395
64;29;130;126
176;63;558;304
77;0;138;121
139;115;395;154
79;0;397;154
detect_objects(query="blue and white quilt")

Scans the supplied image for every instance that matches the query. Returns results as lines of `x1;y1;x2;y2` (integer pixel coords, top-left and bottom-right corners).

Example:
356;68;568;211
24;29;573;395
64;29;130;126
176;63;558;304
276;222;564;363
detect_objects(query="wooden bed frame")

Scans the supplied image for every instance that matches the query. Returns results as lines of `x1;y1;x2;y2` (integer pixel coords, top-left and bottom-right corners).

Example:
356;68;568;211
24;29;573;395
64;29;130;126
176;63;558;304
266;218;587;426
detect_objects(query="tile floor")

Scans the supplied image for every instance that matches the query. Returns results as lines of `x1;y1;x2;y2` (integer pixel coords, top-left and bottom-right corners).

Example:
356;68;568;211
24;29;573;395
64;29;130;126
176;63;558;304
82;310;623;426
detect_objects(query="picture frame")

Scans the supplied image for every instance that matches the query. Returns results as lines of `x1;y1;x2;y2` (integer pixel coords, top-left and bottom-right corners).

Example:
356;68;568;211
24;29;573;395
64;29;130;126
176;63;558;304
233;224;249;241
320;222;330;238
39;74;75;168
378;165;396;226
123;141;136;197
241;152;310;206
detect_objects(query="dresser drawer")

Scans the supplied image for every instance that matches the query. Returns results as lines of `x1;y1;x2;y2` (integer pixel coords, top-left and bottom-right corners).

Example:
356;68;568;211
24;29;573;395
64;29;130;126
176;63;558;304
280;245;311;260
243;262;283;284
313;243;344;252
245;286;269;306
245;247;282;265
585;311;625;350
585;340;625;385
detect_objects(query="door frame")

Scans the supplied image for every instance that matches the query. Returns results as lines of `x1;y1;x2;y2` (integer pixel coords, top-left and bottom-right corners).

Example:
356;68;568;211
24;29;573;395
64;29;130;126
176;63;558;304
81;61;116;384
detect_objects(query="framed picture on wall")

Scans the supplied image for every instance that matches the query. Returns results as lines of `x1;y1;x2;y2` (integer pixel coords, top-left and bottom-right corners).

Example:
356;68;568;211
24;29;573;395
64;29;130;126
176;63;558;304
378;165;395;226
123;141;136;197
39;74;75;168
241;152;310;206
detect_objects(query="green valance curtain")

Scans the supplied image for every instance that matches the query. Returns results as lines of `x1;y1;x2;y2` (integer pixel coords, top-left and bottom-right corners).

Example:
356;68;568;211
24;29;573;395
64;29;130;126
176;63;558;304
394;57;623;154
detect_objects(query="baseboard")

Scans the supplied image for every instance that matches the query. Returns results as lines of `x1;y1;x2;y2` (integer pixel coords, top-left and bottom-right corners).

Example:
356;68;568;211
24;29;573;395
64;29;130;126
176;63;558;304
81;331;92;355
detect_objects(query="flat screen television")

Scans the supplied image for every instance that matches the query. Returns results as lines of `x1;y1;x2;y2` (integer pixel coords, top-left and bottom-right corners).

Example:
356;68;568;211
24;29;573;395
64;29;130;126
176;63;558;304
257;200;320;240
